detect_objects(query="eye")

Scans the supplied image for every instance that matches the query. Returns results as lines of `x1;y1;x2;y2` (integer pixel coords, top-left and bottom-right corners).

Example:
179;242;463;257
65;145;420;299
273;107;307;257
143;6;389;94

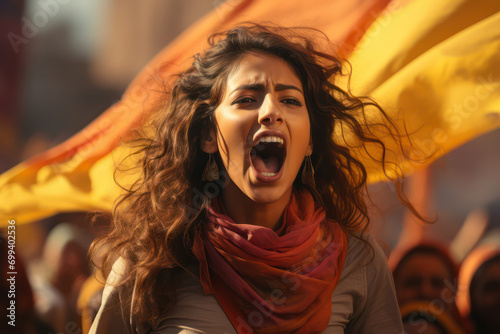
232;97;256;105
403;277;422;288
281;98;303;107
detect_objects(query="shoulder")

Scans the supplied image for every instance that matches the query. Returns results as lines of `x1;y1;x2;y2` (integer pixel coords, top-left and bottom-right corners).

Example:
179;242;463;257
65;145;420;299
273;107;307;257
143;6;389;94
92;260;235;334
89;258;151;334
327;233;403;333
343;233;388;279
335;233;389;294
150;264;235;333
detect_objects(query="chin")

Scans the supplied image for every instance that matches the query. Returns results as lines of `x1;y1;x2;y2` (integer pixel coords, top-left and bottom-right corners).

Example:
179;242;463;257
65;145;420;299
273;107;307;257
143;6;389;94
244;180;293;205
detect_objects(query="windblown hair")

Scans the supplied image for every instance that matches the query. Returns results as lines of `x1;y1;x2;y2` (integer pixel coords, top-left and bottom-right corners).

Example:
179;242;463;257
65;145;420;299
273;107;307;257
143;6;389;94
92;23;419;322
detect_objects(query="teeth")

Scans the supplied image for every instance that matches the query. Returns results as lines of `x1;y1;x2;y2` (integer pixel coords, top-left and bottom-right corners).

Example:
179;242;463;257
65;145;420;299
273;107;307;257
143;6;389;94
259;136;284;145
261;172;276;177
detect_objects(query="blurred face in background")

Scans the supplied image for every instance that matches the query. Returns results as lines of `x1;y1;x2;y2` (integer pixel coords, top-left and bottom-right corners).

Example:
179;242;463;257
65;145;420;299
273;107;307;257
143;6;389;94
470;259;500;333
394;253;455;312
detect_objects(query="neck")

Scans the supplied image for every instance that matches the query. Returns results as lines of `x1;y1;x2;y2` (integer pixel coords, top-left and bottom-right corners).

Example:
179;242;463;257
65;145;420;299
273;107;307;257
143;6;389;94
220;182;292;230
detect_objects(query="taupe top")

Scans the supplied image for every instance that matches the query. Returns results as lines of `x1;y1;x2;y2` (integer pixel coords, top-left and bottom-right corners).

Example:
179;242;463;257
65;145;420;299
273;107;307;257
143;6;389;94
90;234;403;333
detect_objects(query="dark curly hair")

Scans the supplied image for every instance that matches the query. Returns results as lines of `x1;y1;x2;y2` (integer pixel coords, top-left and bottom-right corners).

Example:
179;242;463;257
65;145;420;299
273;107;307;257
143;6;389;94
92;22;420;322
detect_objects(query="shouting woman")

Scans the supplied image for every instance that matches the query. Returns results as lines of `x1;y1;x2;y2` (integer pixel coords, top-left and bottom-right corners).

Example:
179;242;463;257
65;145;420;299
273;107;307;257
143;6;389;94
90;24;410;333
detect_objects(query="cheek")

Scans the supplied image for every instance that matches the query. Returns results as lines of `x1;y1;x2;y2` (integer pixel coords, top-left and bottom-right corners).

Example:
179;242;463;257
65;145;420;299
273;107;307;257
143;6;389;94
303;118;312;143
215;110;254;160
291;115;312;150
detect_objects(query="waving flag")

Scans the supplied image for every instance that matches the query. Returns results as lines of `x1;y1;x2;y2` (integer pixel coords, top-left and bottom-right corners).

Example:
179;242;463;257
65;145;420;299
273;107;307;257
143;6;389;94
1;0;499;225
346;0;500;181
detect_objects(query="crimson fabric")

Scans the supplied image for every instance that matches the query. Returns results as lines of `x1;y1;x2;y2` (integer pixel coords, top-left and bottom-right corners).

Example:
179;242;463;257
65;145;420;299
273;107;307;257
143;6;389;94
192;189;348;334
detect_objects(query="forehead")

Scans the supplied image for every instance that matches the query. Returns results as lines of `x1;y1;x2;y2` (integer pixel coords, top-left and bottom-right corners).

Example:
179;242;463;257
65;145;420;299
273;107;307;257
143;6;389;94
476;260;500;282
225;52;302;91
397;254;452;279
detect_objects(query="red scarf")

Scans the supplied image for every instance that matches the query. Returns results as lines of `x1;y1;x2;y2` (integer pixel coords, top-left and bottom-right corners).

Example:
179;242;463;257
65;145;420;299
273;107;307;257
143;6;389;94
192;189;348;334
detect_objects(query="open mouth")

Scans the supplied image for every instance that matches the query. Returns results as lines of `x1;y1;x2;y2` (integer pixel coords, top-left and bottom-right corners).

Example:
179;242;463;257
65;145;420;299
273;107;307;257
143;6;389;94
250;136;286;178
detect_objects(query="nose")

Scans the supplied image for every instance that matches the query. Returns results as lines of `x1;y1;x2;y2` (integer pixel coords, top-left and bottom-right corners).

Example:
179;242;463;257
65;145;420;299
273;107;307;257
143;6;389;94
258;95;283;125
418;280;437;300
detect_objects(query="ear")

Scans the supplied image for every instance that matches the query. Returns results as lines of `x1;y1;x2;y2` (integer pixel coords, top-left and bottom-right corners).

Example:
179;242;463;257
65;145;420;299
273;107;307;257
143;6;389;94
201;128;218;153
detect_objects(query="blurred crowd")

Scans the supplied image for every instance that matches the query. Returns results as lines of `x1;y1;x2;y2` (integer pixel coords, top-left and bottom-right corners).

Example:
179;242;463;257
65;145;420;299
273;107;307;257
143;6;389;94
392;236;500;333
0;214;100;334
1;205;499;334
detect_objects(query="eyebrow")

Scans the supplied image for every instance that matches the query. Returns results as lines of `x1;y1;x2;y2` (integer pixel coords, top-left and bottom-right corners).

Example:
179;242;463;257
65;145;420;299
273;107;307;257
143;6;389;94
232;83;304;96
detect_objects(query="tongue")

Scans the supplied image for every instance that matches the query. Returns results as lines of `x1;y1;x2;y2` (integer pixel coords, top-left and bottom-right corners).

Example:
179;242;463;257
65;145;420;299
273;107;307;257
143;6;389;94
252;155;280;174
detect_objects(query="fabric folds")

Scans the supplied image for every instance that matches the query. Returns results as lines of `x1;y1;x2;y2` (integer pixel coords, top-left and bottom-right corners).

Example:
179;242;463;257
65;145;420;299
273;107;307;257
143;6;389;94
1;0;500;225
192;189;348;334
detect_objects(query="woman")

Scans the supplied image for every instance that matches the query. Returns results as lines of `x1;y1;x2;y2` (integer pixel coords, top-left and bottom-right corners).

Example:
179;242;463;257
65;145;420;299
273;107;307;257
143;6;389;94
391;243;461;315
90;23;411;333
391;243;467;333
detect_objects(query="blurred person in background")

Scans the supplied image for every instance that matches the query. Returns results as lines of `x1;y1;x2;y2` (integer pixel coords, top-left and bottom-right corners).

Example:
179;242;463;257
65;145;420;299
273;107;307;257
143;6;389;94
0;233;55;334
391;243;466;332
36;222;92;332
457;244;500;334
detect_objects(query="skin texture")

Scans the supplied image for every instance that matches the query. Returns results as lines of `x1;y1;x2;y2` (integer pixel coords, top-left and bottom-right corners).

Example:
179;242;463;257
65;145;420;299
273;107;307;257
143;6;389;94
394;254;455;313
202;52;312;230
470;261;500;333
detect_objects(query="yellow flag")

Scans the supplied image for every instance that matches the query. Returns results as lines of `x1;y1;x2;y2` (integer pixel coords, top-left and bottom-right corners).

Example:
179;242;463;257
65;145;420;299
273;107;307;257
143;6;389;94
2;0;499;225
342;0;500;182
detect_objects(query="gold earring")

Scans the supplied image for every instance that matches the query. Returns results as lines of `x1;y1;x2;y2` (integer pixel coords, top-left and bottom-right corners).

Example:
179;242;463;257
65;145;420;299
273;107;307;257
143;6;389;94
202;153;219;181
301;155;315;189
